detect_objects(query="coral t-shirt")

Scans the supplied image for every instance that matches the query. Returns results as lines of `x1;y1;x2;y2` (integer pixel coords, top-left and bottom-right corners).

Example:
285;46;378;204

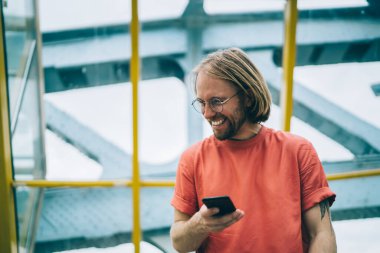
171;125;335;253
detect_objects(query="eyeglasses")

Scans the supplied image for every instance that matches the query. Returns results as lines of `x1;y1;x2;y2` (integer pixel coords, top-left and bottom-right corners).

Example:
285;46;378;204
191;91;241;114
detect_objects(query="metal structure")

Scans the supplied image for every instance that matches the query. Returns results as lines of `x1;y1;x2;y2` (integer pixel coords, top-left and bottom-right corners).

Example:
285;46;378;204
281;0;297;131
0;5;18;253
40;3;380;155
1;0;380;252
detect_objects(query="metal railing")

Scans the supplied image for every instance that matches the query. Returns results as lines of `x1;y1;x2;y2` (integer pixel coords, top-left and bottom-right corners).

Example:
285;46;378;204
0;4;18;252
12;169;380;189
281;0;298;132
9;168;380;253
327;168;380;181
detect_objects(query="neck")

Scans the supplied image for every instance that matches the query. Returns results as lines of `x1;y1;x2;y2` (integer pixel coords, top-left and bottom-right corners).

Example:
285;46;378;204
229;123;262;141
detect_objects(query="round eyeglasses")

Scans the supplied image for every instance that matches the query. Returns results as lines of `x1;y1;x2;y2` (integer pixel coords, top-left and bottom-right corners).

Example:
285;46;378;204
191;91;241;114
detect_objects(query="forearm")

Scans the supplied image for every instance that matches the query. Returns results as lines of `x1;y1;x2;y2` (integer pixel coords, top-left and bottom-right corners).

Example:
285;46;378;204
308;231;337;253
170;215;209;253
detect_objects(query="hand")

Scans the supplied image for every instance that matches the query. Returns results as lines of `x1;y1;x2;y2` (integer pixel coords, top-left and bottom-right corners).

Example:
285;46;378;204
194;205;245;233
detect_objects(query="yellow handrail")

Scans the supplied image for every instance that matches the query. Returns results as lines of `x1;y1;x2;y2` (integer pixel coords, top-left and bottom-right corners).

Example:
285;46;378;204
281;0;298;131
0;5;18;253
11;168;380;189
327;168;380;181
9;169;380;251
130;1;141;251
140;180;175;187
12;180;176;188
13;180;133;188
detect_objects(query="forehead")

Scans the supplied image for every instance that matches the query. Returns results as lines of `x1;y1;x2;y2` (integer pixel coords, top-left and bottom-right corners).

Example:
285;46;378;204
195;71;236;99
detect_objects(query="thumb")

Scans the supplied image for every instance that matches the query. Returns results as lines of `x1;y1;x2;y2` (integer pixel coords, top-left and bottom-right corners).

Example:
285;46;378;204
200;204;219;217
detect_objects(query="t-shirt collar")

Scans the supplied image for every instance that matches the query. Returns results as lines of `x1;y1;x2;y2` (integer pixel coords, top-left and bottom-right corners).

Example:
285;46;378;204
213;124;267;148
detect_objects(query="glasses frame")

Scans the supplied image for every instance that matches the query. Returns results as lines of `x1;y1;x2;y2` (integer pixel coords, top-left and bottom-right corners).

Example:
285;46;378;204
191;91;241;114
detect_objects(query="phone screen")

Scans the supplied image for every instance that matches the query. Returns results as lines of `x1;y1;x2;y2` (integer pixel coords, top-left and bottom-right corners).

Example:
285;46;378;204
202;195;236;217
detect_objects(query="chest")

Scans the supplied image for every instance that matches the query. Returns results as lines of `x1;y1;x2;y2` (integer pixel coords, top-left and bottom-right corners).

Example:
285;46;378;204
195;146;301;207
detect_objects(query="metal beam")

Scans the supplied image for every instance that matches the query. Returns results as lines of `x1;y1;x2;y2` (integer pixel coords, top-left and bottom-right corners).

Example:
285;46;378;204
40;6;370;43
183;0;205;145
44;101;178;179
273;39;380;66
252;51;380;155
324;154;380;173
39;15;380;93
44;57;185;93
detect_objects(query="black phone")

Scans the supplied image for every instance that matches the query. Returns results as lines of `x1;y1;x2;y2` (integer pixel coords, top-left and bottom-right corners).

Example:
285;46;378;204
202;195;236;217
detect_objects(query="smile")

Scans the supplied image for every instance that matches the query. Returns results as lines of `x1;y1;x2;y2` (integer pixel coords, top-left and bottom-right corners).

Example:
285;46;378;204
211;118;226;126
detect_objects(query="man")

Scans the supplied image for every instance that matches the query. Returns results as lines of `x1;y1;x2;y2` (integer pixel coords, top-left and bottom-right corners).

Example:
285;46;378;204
170;48;336;253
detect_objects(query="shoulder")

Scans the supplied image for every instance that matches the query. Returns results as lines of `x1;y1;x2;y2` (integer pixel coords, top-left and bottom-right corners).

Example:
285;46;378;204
265;127;321;168
179;135;215;164
263;126;314;151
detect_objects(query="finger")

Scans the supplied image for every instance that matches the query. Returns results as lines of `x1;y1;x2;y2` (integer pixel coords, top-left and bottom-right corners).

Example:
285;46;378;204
200;204;220;217
214;209;244;223
233;209;245;219
210;217;242;232
209;210;245;232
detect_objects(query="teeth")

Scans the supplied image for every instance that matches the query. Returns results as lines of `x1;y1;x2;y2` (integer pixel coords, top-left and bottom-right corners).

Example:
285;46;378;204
211;119;225;126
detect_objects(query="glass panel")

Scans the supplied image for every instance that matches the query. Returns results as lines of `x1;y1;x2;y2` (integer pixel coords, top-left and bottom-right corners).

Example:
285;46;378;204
333;216;380;253
141;187;174;253
39;0;189;179
293;2;380;251
44;78;186;180
15;187;42;253
3;0;45;252
34;187;136;252
11;54;45;253
139;0;189;21
3;0;37;117
204;0;285;15
11;53;44;180
204;0;368;15
39;0;189;33
294;1;380;155
298;0;367;10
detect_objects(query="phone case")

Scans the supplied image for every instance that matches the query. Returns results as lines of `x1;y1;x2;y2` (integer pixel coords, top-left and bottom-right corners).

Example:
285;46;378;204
202;195;236;217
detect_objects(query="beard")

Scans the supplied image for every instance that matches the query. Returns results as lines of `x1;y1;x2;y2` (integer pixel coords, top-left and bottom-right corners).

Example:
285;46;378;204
211;106;247;141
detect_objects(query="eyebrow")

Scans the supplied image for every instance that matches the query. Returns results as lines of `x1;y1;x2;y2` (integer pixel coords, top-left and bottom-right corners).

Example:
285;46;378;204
197;96;226;102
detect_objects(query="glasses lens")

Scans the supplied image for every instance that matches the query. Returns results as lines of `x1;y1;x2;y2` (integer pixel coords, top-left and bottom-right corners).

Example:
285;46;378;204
210;98;223;112
192;100;203;113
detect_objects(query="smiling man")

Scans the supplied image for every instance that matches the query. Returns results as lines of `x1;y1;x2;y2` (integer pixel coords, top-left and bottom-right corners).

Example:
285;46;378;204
170;48;337;253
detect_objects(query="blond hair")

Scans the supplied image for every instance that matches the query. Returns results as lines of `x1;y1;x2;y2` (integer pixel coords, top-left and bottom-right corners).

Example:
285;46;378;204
193;48;271;123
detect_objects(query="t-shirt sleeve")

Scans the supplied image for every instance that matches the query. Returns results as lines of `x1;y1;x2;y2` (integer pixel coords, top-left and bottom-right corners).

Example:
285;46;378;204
171;150;199;216
298;142;336;212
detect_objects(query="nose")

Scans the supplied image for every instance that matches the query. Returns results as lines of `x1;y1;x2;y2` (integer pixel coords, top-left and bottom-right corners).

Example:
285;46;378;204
203;103;216;119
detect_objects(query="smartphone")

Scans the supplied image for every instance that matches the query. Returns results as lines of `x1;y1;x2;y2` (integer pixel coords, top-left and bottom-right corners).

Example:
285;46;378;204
202;195;236;217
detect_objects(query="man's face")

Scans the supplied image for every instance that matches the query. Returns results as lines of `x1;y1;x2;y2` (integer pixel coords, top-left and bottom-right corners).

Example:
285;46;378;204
195;71;249;140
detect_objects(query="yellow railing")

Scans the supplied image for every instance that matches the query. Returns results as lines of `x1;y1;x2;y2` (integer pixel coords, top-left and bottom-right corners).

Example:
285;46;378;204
12;180;175;188
281;0;298;132
0;4;18;252
12;168;380;189
6;169;380;253
327;168;380;181
130;0;141;251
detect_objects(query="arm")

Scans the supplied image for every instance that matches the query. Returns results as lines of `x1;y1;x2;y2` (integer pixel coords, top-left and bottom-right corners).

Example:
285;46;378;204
304;199;337;253
170;205;244;253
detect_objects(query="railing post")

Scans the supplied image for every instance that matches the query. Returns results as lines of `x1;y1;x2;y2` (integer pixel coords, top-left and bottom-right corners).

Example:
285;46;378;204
281;0;298;131
130;0;141;252
0;5;18;253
